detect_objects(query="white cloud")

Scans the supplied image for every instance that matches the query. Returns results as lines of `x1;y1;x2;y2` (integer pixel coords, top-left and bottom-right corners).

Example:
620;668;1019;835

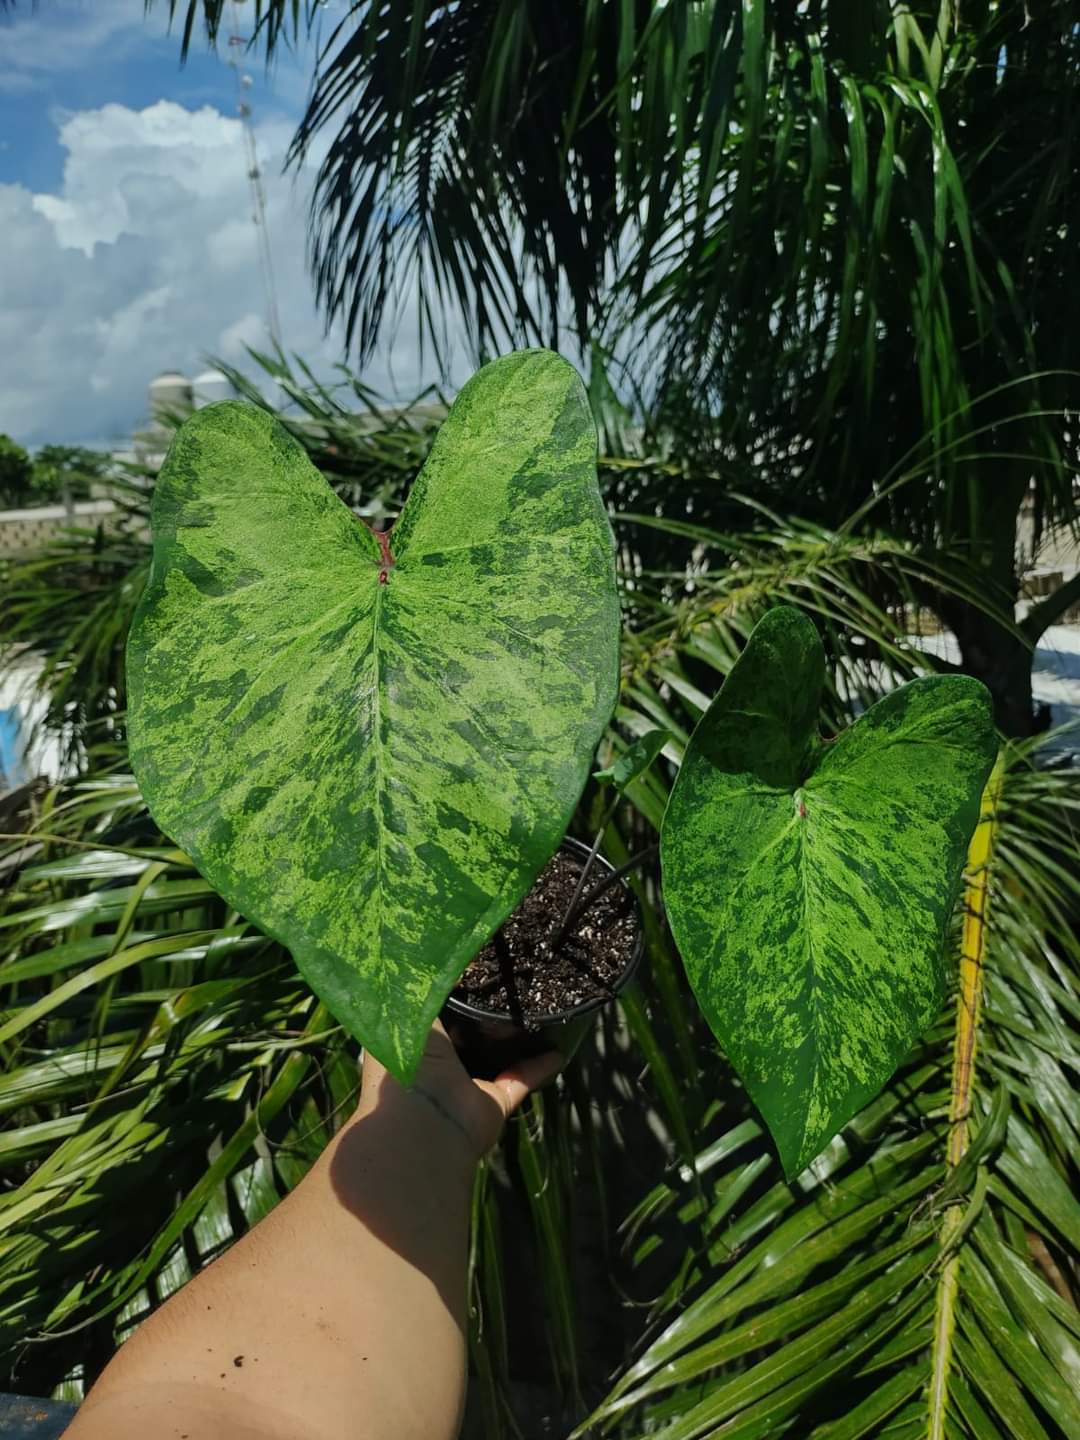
0;98;469;447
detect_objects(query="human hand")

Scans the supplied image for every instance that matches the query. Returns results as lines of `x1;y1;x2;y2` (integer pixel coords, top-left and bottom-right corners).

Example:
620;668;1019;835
357;1021;565;1165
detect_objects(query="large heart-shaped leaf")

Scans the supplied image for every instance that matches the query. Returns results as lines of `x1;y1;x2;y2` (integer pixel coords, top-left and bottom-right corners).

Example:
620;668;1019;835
127;350;620;1080
660;606;997;1176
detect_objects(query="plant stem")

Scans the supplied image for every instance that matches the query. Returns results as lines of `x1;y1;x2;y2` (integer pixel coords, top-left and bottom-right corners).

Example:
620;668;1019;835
926;753;1004;1440
554;845;659;946
551;795;621;949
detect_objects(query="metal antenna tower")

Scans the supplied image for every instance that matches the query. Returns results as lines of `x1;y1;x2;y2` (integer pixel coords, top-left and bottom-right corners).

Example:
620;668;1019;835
226;0;283;351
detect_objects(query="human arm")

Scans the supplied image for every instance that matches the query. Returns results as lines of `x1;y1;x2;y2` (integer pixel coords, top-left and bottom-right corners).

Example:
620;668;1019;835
65;1024;562;1440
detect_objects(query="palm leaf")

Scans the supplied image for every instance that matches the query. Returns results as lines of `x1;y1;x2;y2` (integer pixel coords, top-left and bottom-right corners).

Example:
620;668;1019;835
147;1;311;61
280;1;759;364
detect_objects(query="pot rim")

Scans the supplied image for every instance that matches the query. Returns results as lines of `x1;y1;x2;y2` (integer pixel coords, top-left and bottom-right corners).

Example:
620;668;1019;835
443;834;645;1030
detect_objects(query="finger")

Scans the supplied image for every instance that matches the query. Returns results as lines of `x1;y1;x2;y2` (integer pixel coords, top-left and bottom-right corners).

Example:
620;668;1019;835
489;1050;565;1117
359;1045;385;1081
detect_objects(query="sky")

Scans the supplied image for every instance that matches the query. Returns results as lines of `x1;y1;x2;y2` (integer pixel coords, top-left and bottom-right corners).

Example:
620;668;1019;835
0;0;469;448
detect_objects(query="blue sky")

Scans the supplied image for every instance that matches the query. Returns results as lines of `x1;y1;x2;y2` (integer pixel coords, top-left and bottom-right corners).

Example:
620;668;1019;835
0;0;466;446
0;4;271;193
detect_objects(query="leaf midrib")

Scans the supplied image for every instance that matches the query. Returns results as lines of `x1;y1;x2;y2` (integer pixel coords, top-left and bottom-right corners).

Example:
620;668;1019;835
794;801;833;1166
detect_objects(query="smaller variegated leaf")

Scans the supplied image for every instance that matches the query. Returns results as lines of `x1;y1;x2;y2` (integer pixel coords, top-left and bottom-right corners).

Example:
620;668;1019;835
661;606;997;1177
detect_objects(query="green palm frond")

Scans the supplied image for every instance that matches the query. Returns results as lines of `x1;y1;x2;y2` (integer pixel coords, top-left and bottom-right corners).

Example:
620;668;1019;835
282;0;758;363
0;776;357;1393
639;4;1080;532
611;508;994;717
147;0;313;61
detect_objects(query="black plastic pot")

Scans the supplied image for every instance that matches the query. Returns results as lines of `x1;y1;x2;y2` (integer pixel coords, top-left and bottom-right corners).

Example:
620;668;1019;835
441;835;645;1079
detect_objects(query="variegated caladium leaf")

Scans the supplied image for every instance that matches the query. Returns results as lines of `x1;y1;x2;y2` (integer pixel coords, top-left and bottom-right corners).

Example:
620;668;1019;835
127;350;620;1081
661;606;997;1177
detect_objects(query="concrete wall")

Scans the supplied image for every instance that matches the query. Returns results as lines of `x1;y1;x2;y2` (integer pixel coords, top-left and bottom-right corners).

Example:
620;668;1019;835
0;500;117;558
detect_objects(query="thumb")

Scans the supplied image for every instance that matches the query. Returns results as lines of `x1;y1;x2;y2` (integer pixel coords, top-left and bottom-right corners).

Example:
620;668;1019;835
483;1049;565;1120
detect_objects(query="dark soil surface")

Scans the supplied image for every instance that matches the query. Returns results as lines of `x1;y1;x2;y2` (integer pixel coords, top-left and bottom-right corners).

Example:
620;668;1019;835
451;850;640;1026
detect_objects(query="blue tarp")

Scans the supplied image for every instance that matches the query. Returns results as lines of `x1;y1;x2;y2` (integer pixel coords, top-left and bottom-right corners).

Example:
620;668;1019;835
0;708;25;790
0;1396;76;1439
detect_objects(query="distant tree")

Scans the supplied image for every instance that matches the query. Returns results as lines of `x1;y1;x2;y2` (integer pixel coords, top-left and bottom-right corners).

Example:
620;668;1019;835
0;435;33;509
31;446;110;505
